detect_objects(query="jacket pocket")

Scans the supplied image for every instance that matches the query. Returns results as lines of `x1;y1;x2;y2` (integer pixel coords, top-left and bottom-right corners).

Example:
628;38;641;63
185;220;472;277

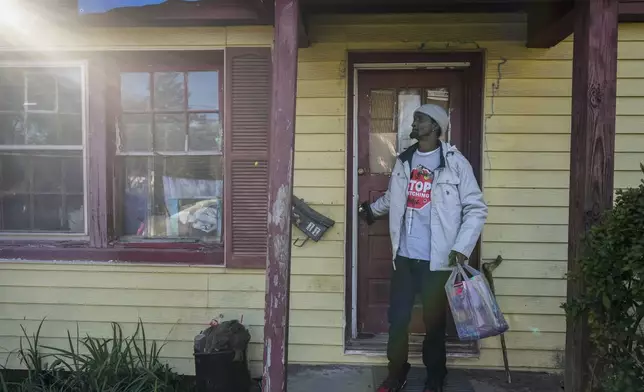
433;179;461;207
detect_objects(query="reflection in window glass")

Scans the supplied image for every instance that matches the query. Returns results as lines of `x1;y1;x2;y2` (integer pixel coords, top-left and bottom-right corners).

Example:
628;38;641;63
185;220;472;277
155;114;186;152
118;68;222;243
58;69;82;114
154;72;185;111
121;114;152;152
189;113;221;152
0;65;86;234
121;73;150;111
188;72;219;111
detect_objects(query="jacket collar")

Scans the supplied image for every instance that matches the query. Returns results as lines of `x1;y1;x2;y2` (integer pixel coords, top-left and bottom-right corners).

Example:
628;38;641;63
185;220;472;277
398;141;446;169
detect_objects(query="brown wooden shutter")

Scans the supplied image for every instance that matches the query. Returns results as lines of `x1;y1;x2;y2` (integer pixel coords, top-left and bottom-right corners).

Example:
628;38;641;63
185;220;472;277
224;47;272;269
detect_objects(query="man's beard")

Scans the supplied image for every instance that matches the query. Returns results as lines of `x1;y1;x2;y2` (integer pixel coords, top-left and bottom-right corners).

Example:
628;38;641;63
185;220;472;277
409;130;419;140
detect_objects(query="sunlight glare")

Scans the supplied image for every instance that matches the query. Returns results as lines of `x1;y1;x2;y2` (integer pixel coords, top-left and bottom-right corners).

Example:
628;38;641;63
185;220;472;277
0;0;27;27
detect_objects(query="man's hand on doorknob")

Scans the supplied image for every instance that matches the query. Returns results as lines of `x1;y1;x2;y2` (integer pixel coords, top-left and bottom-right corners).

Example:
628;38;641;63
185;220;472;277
358;201;375;225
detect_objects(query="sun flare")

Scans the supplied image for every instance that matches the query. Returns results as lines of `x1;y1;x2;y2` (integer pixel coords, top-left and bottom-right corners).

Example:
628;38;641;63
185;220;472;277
0;0;27;27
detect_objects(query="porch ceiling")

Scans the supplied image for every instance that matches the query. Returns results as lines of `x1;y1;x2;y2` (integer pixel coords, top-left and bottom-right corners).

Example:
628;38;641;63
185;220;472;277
298;0;578;48
300;0;569;14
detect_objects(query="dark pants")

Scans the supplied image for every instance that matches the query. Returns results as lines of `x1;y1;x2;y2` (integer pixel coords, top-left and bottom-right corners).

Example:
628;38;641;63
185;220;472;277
387;255;451;387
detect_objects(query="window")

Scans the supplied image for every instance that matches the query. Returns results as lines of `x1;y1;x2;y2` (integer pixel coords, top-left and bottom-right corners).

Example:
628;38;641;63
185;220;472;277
117;71;223;243
0;49;272;268
0;65;86;235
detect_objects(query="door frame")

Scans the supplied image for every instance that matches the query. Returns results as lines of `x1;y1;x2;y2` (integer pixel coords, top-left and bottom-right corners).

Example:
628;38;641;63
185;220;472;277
344;51;486;354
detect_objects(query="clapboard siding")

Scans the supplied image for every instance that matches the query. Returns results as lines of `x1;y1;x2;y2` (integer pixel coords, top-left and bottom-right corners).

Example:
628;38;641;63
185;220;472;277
1;14;644;376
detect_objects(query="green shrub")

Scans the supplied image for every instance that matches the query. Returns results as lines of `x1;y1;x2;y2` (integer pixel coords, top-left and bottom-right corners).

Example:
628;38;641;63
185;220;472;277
1;319;191;392
564;165;644;392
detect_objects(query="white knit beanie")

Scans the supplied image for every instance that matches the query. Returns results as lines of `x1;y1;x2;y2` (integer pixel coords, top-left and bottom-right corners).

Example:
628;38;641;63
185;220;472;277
414;104;450;134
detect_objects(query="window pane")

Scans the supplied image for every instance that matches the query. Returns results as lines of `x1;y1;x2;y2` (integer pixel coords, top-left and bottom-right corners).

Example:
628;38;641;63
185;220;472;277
34;195;63;231
25;73;57;111
154;72;185;111
120;114;152;152
66;195;85;233
63;156;84;193
121;155;223;242
1;195;31;231
58;114;82;145
188;72;219;111
188;113;221;152
25;113;60;145
0;151;85;233
121;73;150;111
154;114;186;152
0;69;23;111
122;157;149;237
33;156;62;192
0;113;25;145
0;153;30;193
57;69;82;114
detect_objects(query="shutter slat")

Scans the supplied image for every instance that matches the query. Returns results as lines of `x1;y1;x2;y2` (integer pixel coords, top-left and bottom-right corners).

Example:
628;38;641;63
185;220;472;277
225;47;272;269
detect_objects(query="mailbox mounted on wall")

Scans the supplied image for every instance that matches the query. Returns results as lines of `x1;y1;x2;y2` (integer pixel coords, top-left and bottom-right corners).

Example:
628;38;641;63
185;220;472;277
292;196;335;246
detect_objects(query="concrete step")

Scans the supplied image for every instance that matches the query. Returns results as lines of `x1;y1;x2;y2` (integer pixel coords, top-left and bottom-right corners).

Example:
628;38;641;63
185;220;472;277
373;366;475;392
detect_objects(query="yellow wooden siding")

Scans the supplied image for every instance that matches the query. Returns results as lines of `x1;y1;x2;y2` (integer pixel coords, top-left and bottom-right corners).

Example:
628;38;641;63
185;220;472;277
1;13;644;376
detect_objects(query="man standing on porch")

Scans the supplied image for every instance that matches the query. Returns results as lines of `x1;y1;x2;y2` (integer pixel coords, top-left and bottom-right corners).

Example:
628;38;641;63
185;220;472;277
359;104;488;392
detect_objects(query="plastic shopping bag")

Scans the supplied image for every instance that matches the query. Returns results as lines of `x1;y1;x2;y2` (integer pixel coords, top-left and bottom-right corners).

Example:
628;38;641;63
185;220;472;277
445;264;509;341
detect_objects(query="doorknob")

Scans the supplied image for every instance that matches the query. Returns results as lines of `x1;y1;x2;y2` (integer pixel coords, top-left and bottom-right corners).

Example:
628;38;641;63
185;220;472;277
357;168;366;175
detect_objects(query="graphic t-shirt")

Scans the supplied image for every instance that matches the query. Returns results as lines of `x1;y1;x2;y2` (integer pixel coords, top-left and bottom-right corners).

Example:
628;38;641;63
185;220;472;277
397;148;441;262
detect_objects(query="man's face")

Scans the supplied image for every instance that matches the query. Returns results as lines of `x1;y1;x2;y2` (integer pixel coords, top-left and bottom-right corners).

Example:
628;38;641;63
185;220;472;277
410;112;439;140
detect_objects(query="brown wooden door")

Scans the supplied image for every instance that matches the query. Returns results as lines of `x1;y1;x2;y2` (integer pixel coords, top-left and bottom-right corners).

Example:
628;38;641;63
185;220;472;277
356;69;469;337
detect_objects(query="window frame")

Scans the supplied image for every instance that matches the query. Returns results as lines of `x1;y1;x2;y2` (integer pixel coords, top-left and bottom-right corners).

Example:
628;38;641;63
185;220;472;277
0;52;228;265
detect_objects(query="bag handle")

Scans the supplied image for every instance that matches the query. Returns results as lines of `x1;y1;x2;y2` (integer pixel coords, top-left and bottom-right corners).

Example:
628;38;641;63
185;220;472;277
455;263;481;281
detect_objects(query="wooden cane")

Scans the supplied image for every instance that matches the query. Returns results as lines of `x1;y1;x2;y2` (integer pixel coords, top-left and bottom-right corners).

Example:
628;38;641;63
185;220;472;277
482;255;512;384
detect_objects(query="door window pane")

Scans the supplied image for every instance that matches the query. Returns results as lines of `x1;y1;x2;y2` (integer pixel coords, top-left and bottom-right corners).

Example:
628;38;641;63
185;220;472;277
368;89;397;174
397;89;422;154
425;88;450;142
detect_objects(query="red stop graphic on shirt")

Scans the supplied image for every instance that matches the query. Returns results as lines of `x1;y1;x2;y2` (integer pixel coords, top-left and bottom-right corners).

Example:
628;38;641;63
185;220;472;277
406;166;434;210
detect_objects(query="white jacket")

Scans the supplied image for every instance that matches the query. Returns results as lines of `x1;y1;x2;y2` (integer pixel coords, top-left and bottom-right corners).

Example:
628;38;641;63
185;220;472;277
369;141;488;271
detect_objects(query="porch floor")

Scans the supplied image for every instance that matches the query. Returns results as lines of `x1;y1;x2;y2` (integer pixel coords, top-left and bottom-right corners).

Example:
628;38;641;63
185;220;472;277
267;365;563;392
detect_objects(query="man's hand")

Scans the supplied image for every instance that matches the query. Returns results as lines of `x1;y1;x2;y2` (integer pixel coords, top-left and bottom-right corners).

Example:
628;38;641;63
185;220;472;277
448;250;467;267
358;201;375;225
